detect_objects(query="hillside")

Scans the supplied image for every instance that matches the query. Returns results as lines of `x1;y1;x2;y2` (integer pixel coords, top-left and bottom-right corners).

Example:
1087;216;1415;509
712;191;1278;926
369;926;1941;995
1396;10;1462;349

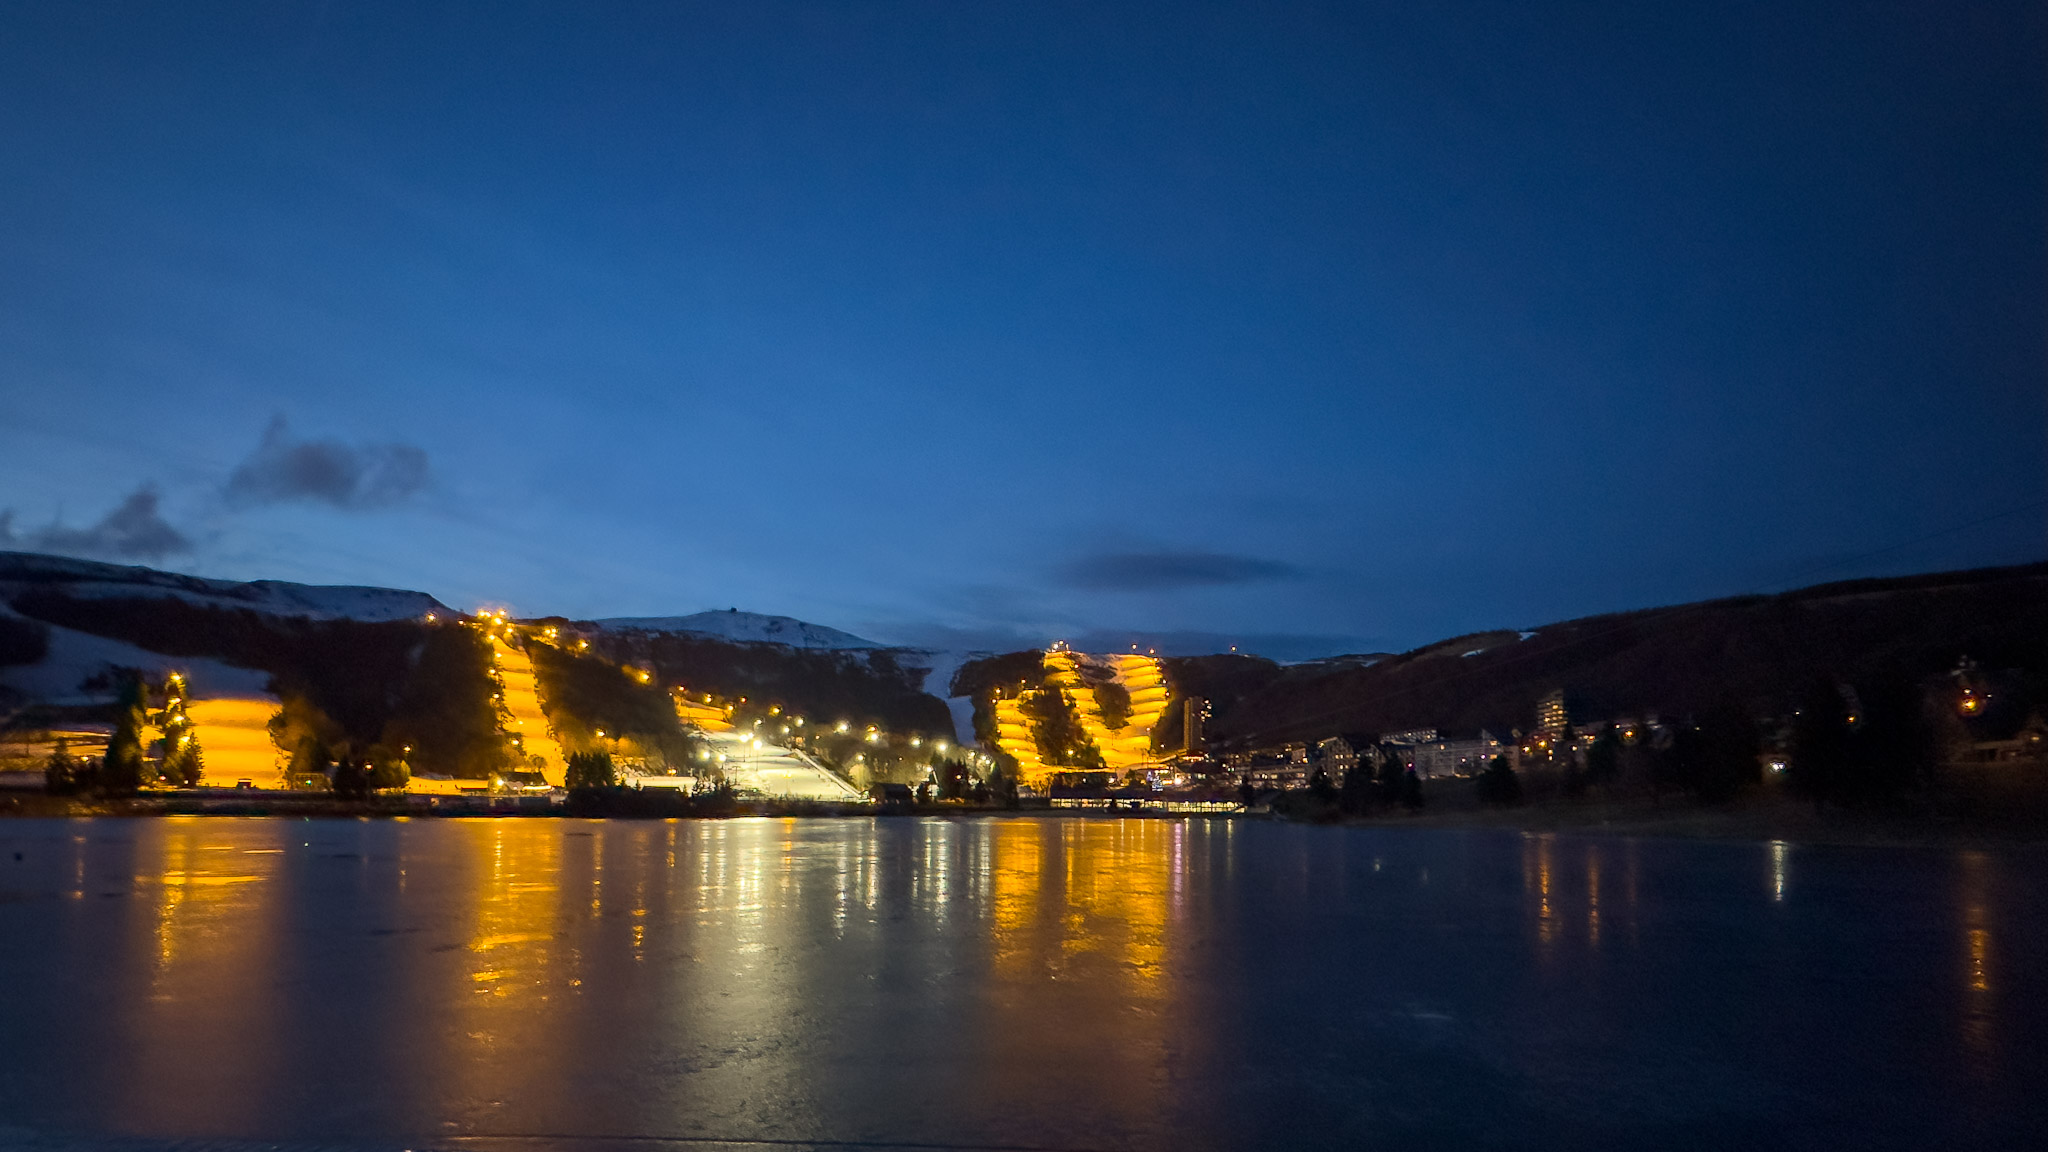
0;554;968;782
1192;562;2048;748
0;551;449;622
8;550;2044;779
551;620;955;739
944;563;2048;762
0;553;501;778
594;610;880;650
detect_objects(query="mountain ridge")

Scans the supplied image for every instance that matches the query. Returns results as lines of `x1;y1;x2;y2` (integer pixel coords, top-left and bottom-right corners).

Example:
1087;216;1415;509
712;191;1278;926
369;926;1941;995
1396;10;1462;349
591;609;880;650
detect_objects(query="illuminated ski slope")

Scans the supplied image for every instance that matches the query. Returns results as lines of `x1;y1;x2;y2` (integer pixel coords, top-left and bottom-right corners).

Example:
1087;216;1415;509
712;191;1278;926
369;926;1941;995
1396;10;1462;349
1111;654;1170;762
1041;650;1169;770
673;693;735;734
488;632;566;786
709;732;865;800
990;650;1171;786
185;697;285;788
993;693;1051;783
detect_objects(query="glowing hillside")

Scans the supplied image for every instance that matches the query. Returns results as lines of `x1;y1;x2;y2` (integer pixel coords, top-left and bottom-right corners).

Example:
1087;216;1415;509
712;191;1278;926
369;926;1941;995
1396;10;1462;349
993;692;1051;784
990;650;1172;786
1041;650;1170;770
1111;654;1170;762
487;631;566;786
185;697;286;788
672;692;735;734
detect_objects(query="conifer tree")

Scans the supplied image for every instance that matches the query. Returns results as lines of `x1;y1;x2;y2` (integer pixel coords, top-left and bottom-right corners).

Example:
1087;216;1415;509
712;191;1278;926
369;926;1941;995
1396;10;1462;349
1399;766;1425;809
565;749;617;790
102;672;148;794
157;675;203;786
44;738;78;796
1476;754;1523;805
1585;724;1622;789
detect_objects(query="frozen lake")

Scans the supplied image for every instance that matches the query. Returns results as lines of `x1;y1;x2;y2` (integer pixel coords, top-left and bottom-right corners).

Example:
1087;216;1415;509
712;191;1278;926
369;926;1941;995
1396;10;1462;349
0;816;2041;1150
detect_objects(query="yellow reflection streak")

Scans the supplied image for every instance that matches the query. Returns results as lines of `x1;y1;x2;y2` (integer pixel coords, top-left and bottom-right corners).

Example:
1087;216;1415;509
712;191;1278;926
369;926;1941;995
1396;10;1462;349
1957;850;1996;1069
989;820;1043;978
119;822;286;1133
1524;834;1559;955
987;819;1178;992
971;817;1190;1133
463;822;562;1002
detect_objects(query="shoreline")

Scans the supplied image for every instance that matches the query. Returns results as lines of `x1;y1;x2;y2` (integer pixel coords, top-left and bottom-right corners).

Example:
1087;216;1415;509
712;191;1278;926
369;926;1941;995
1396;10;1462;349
4;785;2046;850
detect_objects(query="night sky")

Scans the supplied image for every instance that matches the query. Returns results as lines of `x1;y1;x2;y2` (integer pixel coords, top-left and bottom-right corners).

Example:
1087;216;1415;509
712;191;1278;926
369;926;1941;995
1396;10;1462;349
0;2;2040;659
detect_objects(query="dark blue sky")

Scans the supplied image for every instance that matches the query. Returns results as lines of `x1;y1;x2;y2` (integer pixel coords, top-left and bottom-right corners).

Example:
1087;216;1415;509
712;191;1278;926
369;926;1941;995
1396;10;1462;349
0;1;2041;658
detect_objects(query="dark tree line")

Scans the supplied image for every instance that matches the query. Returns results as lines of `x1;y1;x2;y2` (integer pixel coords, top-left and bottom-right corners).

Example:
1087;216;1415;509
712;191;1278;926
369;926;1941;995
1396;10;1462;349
1330;748;1423;815
1787;678;1936;808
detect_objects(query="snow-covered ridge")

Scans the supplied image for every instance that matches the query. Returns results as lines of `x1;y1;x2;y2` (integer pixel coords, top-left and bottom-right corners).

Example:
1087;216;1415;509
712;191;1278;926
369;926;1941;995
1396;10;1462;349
0;551;451;622
0;608;272;708
591;609;881;650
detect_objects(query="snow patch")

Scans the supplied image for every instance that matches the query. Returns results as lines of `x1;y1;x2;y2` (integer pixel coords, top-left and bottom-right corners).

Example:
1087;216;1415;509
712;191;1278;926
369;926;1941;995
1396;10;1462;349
592;609;880;650
893;647;989;745
0;617;270;707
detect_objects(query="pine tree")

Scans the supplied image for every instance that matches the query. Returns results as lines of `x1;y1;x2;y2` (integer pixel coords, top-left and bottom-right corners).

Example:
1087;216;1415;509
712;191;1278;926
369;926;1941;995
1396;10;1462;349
1308;768;1337;803
1585;724;1622;789
986;764;1020;808
156;674;203;786
1375;748;1406;805
102;672;148;794
165;738;204;787
565;749;617;790
1476;754;1523;805
1338;754;1374;815
44;738;78;796
291;738;337;791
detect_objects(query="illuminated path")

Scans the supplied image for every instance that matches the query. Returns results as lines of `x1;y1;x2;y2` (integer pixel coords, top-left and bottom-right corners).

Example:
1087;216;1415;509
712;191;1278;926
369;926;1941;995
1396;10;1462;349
708;732;866;801
488;633;567;787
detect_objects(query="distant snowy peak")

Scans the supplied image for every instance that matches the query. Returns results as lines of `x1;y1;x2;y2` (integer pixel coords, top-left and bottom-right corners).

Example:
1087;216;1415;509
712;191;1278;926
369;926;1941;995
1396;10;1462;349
0;550;451;622
592;609;881;650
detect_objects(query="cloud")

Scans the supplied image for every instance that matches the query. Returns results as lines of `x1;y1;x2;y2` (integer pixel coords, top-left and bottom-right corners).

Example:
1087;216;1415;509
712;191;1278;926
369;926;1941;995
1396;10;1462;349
0;485;192;561
225;416;429;510
1054;550;1303;592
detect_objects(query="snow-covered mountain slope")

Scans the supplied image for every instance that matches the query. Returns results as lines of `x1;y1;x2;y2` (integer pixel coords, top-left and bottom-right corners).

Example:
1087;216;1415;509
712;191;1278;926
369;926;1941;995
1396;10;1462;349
0;551;451;622
591;609;881;650
903;647;985;742
0;607;271;708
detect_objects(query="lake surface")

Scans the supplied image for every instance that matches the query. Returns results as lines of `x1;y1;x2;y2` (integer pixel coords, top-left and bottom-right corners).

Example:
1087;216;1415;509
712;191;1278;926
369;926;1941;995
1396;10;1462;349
0;816;2041;1151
